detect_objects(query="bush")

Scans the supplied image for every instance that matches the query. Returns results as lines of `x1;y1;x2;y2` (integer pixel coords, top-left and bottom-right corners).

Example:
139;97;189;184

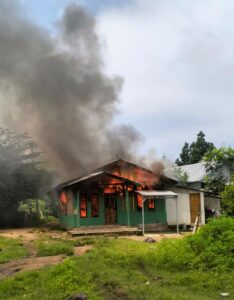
221;177;234;216
187;217;234;271
142;217;234;272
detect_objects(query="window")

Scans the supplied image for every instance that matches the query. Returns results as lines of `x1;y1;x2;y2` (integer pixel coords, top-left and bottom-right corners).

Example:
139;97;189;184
137;194;142;211
148;199;155;210
80;194;87;218
91;194;99;217
59;191;67;215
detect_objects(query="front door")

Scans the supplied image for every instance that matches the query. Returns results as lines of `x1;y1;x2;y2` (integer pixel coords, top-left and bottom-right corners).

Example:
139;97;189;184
104;194;117;224
189;193;201;223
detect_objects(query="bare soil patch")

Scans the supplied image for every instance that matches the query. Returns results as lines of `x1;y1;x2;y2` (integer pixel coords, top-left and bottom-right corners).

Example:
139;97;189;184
74;245;93;256
121;232;190;242
0;255;65;280
0;227;69;241
0;228;96;280
0;244;93;281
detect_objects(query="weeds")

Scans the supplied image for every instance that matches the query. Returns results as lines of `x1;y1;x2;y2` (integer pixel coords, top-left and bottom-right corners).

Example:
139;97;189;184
0;237;28;264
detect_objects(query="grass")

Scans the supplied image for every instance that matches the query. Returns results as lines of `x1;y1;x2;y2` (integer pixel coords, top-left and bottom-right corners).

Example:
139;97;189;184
35;239;74;256
0;236;28;264
0;237;233;300
35;236;98;257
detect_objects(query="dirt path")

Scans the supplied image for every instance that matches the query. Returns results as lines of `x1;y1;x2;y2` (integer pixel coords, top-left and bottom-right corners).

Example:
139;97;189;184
0;255;65;280
121;232;189;242
0;245;93;281
0;227;185;281
0;228;94;281
0;227;70;241
74;245;93;255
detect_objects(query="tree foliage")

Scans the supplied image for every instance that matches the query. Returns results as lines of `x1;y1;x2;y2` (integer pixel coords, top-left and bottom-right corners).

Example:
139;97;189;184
204;147;234;196
221;176;234;216
0;128;53;227
176;131;215;166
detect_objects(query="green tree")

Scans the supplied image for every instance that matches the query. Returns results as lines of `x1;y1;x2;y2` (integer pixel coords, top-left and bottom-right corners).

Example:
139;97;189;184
176;131;215;166
0;128;54;227
221;177;234;216
204;147;234;195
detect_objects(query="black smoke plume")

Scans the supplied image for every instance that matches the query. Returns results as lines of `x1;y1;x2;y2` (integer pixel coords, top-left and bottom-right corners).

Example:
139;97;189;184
0;1;141;180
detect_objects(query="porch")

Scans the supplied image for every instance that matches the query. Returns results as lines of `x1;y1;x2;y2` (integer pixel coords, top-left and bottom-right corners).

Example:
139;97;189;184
68;225;141;236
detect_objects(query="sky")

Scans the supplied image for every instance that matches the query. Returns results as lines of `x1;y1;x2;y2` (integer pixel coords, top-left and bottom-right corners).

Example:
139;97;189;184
19;0;234;161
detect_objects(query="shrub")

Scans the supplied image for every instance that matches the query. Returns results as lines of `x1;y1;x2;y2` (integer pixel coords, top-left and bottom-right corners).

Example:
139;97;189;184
187;217;234;270
221;177;234;216
142;217;234;272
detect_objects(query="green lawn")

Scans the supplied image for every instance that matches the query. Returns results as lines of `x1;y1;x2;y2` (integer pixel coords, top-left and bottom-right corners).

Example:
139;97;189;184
0;237;28;264
0;238;233;300
35;236;97;257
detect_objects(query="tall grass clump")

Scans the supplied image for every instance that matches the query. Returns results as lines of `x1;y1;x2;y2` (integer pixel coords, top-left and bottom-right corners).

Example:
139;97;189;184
0;237;28;263
145;217;234;272
36;239;74;256
187;217;234;271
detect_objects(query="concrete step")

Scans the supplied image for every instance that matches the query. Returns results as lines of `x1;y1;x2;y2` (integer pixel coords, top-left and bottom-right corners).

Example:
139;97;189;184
68;226;141;237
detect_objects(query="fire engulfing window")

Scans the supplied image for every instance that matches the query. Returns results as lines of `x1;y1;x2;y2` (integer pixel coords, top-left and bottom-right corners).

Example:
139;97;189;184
91;194;99;217
80;194;87;218
60;191;67;215
137;194;142;211
148;199;155;210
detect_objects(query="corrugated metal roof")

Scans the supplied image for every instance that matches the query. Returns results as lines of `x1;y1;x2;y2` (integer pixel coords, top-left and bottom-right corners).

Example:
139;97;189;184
136;190;178;197
164;162;207;183
65;171;104;187
179;162;206;182
59;171;143;189
56;158;154;189
163;168;179;181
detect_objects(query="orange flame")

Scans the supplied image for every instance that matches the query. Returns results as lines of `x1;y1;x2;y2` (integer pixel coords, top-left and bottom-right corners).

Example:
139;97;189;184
60;191;67;204
137;194;142;208
149;199;155;209
80;194;87;217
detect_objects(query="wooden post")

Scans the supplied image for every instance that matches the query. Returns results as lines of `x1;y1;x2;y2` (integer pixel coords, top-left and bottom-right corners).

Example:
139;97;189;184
142;197;145;236
192;212;200;234
175;196;179;234
77;191;80;228
73;192;78;227
126;188;130;226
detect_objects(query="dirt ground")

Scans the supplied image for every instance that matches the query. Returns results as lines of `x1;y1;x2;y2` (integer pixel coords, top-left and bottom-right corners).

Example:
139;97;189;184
0;227;189;242
121;232;190;242
0;228;94;280
0;227;188;280
0;255;65;280
0;227;70;241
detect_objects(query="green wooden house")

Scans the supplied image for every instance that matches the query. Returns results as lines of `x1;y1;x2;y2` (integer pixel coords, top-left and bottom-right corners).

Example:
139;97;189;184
56;159;171;229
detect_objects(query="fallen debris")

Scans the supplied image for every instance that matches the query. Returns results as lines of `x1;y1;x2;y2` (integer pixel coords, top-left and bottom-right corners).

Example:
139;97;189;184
220;292;230;297
144;237;156;243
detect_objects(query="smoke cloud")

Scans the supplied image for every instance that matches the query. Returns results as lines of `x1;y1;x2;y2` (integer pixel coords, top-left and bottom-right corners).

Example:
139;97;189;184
0;1;142;180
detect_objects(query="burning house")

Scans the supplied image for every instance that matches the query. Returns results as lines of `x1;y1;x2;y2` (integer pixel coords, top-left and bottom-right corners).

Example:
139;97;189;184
56;159;178;231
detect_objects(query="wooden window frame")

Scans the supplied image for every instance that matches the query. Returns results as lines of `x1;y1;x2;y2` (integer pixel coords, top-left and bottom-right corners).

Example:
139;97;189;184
80;193;87;218
91;193;99;218
136;194;142;211
148;199;155;211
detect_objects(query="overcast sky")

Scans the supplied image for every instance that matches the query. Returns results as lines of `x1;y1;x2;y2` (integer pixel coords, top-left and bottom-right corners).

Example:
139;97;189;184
21;0;234;161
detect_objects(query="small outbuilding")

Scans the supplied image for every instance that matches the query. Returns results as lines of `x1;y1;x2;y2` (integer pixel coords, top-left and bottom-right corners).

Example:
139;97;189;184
164;162;221;226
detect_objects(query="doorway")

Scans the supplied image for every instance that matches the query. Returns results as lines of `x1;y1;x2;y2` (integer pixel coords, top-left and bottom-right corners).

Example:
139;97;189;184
104;194;117;224
189;193;201;223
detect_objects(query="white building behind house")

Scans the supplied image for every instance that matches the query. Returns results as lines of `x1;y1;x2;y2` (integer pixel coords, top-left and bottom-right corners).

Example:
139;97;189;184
164;162;221;226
